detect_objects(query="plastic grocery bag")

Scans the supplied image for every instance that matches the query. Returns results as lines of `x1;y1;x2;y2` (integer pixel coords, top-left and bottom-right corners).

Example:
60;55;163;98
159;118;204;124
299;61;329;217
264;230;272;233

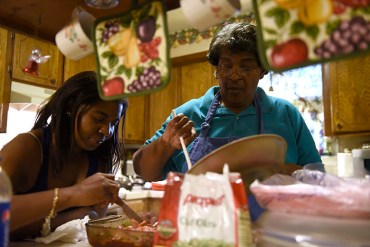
250;170;370;219
153;165;252;247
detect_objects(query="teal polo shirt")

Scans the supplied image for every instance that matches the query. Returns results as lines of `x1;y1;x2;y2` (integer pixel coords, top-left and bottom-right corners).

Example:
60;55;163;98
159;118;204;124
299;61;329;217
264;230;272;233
145;86;322;179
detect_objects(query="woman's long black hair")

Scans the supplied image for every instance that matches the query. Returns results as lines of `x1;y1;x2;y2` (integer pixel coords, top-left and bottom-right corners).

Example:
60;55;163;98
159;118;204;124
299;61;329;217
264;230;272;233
33;71;128;176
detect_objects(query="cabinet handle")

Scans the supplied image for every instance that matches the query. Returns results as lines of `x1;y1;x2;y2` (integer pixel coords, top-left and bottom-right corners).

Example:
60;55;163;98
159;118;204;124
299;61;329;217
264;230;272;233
336;122;343;129
50;79;56;85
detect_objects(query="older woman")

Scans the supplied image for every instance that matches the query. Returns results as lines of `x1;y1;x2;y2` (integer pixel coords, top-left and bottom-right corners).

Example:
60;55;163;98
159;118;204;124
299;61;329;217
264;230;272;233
133;23;321;219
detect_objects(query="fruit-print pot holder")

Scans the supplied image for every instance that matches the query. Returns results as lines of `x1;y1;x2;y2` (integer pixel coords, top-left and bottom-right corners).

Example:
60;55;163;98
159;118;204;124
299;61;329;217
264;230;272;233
252;0;370;72
93;0;171;99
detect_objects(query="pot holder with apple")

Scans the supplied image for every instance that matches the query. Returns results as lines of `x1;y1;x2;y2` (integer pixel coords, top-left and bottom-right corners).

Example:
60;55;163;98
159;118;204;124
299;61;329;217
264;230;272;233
93;0;170;99
252;0;370;72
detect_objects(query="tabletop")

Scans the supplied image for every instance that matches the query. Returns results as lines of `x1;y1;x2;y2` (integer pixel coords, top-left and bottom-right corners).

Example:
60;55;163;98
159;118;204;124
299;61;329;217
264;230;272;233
9;241;91;247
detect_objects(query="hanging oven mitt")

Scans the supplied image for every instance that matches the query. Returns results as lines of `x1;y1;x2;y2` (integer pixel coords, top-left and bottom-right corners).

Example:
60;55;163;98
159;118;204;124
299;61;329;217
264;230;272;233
252;0;370;72
93;0;170;99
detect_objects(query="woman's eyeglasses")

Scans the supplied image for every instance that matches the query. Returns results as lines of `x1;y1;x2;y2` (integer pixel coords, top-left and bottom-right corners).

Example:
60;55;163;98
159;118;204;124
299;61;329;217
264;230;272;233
217;64;258;77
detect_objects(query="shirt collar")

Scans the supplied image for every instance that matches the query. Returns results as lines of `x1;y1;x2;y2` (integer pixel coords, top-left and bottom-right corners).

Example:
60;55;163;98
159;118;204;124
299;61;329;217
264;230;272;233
199;86;273;118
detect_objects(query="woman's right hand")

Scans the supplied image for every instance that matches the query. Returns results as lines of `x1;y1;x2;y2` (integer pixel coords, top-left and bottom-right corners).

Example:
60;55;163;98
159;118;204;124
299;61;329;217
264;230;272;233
69;172;120;207
162;113;196;149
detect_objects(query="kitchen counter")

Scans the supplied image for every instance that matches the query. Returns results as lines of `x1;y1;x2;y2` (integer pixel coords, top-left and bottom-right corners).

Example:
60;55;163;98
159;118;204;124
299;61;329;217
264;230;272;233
108;188;164;215
9;240;90;247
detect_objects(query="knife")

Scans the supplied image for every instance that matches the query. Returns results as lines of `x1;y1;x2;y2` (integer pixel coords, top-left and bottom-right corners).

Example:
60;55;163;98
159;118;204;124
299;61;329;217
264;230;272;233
118;199;143;223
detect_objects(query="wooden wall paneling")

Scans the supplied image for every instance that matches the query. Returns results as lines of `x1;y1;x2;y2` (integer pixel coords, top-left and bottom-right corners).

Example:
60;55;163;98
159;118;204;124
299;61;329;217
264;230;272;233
0;27;13;133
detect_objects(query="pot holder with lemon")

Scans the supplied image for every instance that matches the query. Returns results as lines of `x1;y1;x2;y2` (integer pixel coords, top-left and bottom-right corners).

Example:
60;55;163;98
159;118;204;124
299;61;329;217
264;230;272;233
93;0;170;99
252;0;370;72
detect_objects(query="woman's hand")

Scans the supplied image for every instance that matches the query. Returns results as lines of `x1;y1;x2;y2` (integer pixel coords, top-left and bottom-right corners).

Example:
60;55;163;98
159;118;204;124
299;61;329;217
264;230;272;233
69;172;120;207
162;113;196;149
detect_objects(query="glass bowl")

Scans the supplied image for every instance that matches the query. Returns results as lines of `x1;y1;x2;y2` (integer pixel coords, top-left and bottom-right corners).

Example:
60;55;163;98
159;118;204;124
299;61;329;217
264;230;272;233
85;214;156;247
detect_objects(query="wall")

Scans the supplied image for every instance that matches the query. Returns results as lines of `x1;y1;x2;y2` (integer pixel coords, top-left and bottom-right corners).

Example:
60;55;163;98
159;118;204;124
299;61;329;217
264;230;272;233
0;107;36;148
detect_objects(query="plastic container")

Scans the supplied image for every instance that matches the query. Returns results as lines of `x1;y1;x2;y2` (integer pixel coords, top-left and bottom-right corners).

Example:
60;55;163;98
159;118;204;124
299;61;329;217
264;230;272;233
253;211;370;246
0;160;12;247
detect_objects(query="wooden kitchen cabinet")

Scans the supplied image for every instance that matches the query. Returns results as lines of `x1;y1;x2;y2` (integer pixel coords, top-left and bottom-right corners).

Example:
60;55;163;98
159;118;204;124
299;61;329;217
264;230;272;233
63;54;97;81
0;27;13;133
12;33;63;89
179;61;218;103
147;55;218;137
124;96;147;144
63;54;147;144
322;55;370;136
147;67;180;136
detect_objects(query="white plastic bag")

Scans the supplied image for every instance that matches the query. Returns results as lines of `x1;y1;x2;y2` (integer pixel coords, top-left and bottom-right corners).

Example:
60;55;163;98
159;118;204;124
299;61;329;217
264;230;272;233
250;170;370;219
154;165;252;246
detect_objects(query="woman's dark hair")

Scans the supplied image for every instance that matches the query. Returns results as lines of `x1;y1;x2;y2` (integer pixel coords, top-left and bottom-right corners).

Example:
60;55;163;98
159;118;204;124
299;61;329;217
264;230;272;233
207;23;261;66
33;71;128;176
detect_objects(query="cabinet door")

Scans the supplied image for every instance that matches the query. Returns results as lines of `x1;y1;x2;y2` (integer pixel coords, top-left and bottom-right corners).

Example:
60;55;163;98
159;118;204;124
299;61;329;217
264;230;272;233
0;27;12;133
63;54;97;81
323;55;370;135
63;54;147;145
147;67;180;136
146;60;218;138
12;33;63;89
180;61;217;104
124;96;147;144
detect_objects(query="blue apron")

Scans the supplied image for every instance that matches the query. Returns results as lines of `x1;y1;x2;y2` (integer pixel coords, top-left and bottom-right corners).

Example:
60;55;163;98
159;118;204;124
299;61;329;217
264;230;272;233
186;91;265;221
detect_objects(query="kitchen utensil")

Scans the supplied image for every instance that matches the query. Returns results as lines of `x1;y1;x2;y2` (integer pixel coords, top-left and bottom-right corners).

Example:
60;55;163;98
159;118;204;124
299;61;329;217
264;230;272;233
171;109;192;171
188;134;287;192
119;199;144;223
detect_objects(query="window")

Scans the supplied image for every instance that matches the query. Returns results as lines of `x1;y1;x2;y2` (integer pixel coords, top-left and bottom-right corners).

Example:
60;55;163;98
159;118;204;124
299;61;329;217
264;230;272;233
258;64;327;155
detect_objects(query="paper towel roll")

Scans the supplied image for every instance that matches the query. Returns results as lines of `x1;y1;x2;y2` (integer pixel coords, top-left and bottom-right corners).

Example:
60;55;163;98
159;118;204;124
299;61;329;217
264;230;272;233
337;152;353;177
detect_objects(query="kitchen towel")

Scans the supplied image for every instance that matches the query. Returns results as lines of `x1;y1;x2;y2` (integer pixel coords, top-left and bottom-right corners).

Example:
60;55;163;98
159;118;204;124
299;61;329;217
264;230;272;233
93;0;171;100
252;0;370;72
34;215;90;244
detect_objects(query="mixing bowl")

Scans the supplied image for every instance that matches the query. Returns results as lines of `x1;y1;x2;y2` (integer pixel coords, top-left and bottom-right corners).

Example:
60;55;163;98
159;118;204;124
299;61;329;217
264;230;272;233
85;214;156;247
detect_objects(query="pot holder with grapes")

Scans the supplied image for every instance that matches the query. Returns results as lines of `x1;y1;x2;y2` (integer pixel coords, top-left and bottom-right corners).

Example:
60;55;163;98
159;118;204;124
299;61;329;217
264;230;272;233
252;0;370;72
93;0;170;99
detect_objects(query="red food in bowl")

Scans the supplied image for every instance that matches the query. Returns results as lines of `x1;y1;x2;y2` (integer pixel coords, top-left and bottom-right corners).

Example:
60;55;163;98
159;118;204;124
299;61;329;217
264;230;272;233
86;214;157;247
